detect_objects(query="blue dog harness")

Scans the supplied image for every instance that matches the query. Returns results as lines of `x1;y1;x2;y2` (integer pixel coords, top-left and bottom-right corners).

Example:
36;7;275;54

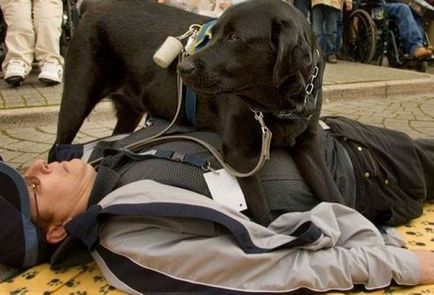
184;20;217;125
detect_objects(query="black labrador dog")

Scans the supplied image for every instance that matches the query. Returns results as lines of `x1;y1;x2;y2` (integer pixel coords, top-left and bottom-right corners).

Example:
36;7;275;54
178;0;346;223
51;0;344;225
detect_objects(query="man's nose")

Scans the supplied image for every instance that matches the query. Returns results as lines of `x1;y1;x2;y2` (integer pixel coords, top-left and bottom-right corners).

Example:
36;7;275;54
33;159;51;174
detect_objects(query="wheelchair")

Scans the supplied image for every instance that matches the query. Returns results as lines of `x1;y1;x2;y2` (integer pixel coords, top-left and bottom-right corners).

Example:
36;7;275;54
342;0;434;72
0;0;80;65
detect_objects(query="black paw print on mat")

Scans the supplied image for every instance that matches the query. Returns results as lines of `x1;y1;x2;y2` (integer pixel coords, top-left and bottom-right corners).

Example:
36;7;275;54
54;267;70;275
408;240;427;247
47;278;63;287
93;275;105;283
405;230;423;237
407;289;433;294
10;287;28;295
21;270;38;280
80;264;96;273
99;284;116;294
65;278;80;288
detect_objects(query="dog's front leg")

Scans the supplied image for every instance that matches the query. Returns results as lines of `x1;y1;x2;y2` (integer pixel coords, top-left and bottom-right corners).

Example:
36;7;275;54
222;144;273;226
237;175;273;226
112;98;145;134
292;131;346;204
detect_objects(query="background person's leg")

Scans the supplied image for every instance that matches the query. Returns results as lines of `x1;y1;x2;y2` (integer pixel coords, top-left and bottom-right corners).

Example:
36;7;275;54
335;11;343;57
311;5;326;53
384;3;430;57
323;5;339;62
294;0;310;18
33;0;64;84
0;0;35;83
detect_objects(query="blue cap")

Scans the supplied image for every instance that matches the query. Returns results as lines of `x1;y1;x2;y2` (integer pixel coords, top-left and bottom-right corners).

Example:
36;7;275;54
0;159;47;268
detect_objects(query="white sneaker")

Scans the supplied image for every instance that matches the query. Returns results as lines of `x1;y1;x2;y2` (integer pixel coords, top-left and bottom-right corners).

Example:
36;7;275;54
4;60;28;86
38;62;63;85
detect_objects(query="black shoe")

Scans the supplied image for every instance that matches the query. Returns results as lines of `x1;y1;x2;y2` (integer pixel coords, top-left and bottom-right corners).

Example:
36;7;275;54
5;75;24;86
327;54;337;64
4;60;27;86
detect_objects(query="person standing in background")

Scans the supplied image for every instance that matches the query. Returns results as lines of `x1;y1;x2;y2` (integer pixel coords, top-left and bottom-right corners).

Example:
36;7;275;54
311;0;352;63
158;0;246;17
294;0;311;19
0;0;64;86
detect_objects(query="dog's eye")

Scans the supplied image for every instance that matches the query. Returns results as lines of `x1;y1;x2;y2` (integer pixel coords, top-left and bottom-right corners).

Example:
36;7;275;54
228;33;239;41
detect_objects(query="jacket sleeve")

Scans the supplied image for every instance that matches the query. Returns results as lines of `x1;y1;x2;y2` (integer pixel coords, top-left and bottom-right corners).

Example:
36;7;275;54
91;181;420;293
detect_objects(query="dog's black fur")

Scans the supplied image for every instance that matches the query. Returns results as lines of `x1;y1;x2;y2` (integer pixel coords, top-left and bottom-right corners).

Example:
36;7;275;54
178;0;347;224
51;0;344;225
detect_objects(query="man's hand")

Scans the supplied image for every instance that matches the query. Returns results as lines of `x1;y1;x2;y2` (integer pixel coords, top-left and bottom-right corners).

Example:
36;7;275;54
414;249;434;284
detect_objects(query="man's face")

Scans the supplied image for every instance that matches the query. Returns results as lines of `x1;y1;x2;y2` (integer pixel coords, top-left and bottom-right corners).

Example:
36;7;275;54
24;159;96;233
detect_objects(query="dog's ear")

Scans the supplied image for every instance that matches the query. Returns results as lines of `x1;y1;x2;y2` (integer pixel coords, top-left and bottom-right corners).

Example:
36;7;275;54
272;19;312;87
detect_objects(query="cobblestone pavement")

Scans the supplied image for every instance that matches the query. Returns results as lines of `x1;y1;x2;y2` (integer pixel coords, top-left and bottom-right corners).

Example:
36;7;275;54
1;64;434;171
1;93;432;172
322;95;434;138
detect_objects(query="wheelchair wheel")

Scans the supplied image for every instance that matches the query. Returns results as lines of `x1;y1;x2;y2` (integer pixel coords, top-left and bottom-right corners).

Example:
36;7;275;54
343;9;377;63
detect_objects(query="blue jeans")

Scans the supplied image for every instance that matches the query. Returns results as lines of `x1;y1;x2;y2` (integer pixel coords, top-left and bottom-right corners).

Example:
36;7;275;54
384;3;424;55
294;0;311;18
335;11;343;55
311;4;340;56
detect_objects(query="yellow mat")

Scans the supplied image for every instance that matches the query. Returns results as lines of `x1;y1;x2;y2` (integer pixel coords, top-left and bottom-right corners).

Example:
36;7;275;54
1;201;434;295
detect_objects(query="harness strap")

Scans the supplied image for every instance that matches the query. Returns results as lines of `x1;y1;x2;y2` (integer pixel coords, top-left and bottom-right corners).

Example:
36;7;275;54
89;53;187;167
107;147;208;169
185;87;197;125
117;129;271;177
185;20;217;125
90;20;272;178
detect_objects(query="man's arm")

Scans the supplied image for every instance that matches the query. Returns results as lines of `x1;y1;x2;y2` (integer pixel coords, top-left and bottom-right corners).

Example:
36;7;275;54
95;216;421;293
86;181;423;293
415;250;434;285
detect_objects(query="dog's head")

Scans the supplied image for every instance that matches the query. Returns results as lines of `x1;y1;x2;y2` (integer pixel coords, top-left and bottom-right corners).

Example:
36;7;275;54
178;0;323;114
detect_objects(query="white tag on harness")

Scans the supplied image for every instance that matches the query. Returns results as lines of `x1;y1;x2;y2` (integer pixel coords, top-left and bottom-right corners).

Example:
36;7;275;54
204;169;248;212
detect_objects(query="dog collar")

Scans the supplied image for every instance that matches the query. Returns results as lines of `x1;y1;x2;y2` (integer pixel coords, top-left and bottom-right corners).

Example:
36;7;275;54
273;49;320;120
184;20;217;125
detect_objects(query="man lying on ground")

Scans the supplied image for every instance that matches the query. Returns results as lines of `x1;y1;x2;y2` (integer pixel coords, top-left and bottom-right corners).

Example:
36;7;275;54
0;116;433;293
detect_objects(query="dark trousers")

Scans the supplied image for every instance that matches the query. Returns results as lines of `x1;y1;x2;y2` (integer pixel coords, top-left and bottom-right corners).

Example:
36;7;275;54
415;138;434;198
323;116;433;225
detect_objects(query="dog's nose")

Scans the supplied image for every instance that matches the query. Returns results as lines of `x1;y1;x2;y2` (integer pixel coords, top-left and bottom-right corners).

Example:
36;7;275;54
177;60;196;76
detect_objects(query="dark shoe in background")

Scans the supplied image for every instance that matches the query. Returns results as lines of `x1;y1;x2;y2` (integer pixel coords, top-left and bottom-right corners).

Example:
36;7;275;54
4;60;28;86
327;54;338;64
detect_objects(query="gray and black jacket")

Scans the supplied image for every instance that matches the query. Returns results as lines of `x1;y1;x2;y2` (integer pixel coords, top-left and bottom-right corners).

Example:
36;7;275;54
48;116;432;293
66;180;419;294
